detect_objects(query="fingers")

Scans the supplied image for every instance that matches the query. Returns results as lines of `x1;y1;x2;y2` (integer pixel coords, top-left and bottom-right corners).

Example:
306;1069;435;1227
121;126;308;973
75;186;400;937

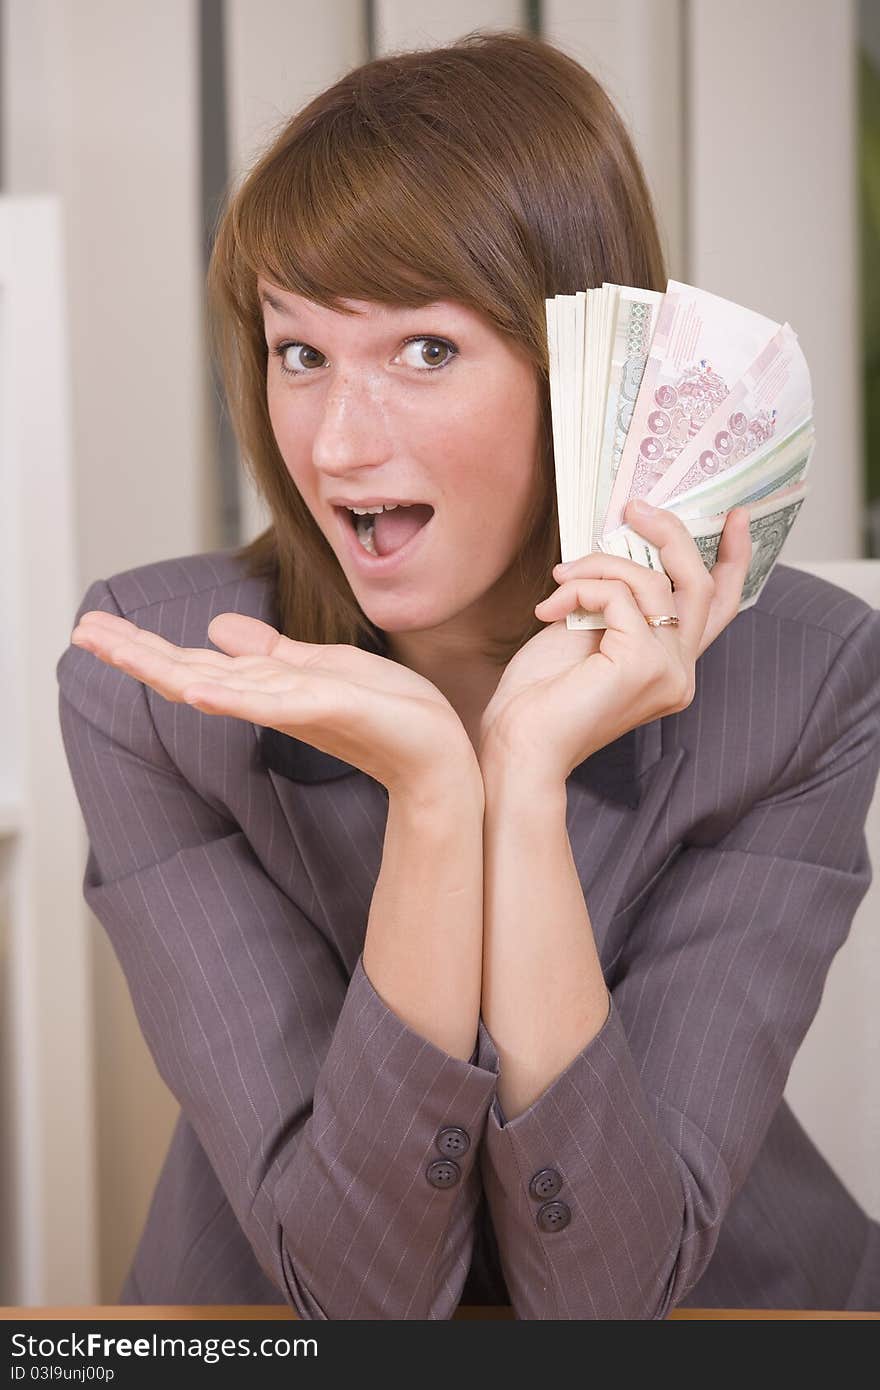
74;623;318;720
71;612;266;705
207;612;290;659
542;501;750;663
622;500;751;655
618;499;714;655
73;610;299;675
75;632;234;706
75;610;249;661
70;608;348;728
538;551;682;661
701;506;753;648
535;570;681;675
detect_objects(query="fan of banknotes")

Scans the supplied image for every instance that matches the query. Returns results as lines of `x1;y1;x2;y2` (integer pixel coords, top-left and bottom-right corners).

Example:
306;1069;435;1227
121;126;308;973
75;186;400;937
545;279;814;629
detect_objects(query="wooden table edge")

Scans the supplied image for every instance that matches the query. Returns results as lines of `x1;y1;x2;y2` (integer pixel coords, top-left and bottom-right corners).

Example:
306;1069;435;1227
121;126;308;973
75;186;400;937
2;1305;877;1320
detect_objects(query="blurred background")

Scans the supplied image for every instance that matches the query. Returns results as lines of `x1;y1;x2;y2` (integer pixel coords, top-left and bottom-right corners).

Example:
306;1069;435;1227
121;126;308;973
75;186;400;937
1;0;878;1307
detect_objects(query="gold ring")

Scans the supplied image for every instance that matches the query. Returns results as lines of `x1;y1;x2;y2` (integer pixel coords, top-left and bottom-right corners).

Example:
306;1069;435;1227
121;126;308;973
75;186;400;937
644;615;680;627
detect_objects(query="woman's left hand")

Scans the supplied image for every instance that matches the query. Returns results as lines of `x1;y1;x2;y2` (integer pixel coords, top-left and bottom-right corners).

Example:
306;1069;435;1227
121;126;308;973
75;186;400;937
477;499;753;783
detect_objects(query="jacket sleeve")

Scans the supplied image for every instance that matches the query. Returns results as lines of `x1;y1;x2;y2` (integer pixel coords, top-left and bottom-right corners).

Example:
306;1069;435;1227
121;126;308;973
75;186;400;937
476;605;880;1319
57;576;499;1320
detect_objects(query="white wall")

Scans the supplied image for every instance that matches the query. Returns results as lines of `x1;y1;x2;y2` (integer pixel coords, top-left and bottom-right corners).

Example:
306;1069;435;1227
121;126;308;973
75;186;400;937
2;0;213;1303
543;0;686;280
687;0;860;562
374;0;523;53
0;197;99;1306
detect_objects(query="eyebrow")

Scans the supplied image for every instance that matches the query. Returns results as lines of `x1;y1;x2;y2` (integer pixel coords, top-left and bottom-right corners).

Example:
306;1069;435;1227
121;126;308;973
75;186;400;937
259;291;298;318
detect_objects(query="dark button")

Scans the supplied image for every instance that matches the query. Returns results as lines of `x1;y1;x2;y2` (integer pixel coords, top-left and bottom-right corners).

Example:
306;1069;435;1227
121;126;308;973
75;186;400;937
536;1200;571;1233
436;1126;471;1158
426;1159;461;1189
528;1168;563;1200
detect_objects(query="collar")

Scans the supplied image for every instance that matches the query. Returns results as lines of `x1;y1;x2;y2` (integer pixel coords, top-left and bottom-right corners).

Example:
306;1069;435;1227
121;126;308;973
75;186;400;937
256;628;645;809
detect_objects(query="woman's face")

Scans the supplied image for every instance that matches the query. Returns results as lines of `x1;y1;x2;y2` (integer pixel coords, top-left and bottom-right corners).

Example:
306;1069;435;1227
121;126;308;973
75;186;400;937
258;279;544;642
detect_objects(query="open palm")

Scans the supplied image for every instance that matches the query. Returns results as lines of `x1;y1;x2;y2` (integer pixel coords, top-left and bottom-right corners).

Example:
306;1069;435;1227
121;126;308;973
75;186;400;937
71;609;471;797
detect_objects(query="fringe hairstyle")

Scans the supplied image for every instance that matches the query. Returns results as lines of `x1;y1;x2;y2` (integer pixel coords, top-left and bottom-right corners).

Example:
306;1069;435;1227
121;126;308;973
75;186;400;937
205;28;667;665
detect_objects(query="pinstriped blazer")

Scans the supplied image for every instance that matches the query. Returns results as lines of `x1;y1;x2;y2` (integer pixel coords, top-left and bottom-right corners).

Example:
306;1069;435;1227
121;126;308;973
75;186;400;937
55;549;880;1318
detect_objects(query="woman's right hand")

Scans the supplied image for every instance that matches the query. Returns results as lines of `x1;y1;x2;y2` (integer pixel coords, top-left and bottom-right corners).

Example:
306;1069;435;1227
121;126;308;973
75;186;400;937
70;609;480;804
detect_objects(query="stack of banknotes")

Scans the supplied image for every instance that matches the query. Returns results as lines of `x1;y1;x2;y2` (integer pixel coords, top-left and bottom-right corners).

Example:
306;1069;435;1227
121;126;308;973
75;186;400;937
545;279;814;629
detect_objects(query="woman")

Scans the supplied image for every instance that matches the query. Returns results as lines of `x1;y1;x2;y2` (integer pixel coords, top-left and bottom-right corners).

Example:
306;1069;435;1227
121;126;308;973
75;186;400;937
58;30;880;1317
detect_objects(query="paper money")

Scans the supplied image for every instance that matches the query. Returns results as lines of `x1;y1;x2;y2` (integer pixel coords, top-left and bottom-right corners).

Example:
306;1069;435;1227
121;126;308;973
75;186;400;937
602;483;811;609
603;281;781;532
593;284;664;543
546;279;813;630
646;323;812;508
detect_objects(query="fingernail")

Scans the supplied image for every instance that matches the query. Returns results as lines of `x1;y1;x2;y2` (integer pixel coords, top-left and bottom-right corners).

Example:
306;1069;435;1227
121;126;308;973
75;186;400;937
630;498;655;515
554;561;571;575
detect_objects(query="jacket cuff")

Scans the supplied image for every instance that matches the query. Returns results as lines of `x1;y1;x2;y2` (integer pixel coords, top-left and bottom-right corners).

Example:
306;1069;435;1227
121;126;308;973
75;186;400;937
272;952;500;1318
477;997;682;1318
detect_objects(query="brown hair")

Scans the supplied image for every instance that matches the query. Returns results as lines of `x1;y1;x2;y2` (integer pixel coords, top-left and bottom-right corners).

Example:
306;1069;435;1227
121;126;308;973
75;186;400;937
206;28;667;664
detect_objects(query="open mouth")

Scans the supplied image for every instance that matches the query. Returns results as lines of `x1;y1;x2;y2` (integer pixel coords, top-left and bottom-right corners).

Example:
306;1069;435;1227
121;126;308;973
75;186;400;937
336;503;435;559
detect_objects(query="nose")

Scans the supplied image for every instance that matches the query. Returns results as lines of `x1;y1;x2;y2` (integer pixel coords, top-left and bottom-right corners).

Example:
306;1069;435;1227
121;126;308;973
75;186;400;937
311;372;394;481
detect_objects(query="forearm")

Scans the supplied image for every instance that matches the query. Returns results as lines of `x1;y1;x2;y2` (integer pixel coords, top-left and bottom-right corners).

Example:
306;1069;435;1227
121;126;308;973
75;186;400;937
364;744;486;1061
481;758;610;1119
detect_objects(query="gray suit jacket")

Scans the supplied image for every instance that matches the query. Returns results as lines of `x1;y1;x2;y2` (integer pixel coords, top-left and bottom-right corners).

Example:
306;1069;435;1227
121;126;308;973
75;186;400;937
56;549;880;1318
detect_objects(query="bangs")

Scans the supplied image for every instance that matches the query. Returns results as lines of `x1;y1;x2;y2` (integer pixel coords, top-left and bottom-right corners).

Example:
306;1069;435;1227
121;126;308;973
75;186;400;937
228;98;525;334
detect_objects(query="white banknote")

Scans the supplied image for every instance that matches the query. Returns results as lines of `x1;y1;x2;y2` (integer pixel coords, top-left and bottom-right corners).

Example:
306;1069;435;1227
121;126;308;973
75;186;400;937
547;279;814;630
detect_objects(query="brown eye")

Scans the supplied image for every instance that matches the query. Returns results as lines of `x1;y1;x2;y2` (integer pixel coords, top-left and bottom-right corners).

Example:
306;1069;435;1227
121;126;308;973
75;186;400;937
272;342;326;377
399;337;458;370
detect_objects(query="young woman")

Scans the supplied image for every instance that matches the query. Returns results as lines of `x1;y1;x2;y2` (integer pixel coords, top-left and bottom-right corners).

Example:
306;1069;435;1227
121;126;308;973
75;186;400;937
59;30;880;1317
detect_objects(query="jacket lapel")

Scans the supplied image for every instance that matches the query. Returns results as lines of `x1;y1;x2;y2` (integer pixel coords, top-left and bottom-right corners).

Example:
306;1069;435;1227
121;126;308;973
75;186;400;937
258;716;647;805
259;725;364;785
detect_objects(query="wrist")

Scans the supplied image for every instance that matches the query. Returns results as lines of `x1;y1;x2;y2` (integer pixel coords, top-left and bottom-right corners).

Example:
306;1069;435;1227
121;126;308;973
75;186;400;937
389;732;486;816
479;720;570;795
480;744;568;809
